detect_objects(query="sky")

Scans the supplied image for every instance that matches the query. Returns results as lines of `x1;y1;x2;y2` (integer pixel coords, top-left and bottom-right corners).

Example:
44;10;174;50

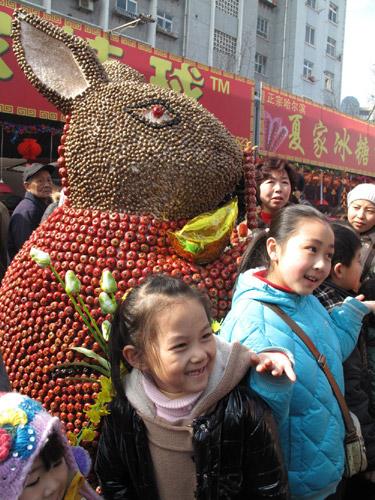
341;0;375;108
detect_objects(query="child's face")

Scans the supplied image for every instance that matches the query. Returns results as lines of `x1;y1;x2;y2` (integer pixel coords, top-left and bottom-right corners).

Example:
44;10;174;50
267;219;334;295
334;248;363;293
19;455;69;500
259;168;291;214
148;298;216;398
348;199;375;234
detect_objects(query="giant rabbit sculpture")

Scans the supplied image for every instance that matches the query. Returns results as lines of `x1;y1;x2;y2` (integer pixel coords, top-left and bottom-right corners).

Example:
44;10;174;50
0;9;255;436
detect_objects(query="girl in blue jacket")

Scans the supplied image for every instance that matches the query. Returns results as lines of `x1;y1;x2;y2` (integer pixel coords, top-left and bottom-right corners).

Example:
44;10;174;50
220;205;375;500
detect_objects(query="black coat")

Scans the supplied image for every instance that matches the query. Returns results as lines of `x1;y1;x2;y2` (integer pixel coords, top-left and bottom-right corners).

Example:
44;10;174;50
7;192;48;260
95;382;289;500
315;281;375;471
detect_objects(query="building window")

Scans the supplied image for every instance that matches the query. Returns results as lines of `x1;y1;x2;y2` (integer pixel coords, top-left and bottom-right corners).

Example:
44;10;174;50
257;16;269;38
216;0;239;17
255;53;267;75
324;71;334;91
116;0;137;16
305;25;315;45
306;0;316;8
328;2;338;23
157;11;173;32
213;30;237;55
326;36;336;57
303;59;314;78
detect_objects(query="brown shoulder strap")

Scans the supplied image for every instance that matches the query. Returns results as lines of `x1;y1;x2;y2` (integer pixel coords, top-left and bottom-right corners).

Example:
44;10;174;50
260;301;356;435
361;242;375;281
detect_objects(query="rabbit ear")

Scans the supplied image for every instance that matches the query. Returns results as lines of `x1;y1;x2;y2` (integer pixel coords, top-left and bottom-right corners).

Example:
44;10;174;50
12;9;108;114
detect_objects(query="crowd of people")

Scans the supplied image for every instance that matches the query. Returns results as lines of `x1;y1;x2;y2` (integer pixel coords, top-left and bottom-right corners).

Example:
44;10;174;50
1;157;375;499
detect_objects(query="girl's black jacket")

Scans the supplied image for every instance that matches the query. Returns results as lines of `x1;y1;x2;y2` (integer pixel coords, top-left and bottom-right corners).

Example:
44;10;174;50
95;381;289;500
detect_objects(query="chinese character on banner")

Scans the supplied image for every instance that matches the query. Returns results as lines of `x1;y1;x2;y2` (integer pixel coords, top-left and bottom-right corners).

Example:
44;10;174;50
313;120;328;159
0;12;12;80
334;128;352;162
355;135;369;166
149;56;204;100
288;114;305;154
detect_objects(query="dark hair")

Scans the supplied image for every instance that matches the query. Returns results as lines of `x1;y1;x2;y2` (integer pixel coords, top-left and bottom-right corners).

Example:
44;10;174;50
255;157;297;204
40;431;65;470
238;204;329;274
109;274;212;399
330;223;361;268
359;278;375;301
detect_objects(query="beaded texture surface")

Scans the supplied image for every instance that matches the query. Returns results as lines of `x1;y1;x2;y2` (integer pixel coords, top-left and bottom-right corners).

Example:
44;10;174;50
0;9;255;439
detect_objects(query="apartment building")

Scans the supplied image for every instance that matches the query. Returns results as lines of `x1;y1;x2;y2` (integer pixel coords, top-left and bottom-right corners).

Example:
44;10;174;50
19;0;346;108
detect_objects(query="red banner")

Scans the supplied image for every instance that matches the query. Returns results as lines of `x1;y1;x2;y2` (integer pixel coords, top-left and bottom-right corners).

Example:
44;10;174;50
0;2;254;145
259;85;375;176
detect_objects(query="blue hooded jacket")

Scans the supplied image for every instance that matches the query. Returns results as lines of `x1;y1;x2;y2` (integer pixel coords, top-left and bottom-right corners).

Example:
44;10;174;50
220;270;369;500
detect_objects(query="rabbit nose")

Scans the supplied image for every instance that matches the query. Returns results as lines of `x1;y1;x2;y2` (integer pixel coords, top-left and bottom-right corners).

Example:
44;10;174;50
151;104;165;118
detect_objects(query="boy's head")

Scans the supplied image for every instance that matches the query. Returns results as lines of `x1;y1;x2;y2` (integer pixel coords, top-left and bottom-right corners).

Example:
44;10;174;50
329;223;362;292
347;183;375;234
0;392;84;499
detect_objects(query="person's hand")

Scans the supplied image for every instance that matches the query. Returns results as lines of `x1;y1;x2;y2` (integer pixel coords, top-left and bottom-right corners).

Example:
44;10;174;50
356;294;375;312
249;351;296;382
363;470;375;483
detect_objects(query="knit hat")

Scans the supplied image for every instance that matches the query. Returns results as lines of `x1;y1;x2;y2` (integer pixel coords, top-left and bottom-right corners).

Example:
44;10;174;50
0;392;90;498
347;183;375;207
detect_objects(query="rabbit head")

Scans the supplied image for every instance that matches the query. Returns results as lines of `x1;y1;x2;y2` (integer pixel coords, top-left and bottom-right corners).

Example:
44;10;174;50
12;9;243;219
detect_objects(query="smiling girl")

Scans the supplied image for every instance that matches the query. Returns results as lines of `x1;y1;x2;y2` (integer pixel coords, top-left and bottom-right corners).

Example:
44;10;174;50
220;205;375;499
95;274;293;499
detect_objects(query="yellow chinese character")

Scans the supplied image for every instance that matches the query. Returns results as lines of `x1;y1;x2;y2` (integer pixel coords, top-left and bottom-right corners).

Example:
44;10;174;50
267;93;275;105
313;120;328;159
149;56;204;100
62;26;123;63
275;95;283;107
291;101;299;112
334;128;352;162
299;103;306;115
283;98;291;110
288;114;305;154
0;12;12;80
355;135;369;166
88;36;123;63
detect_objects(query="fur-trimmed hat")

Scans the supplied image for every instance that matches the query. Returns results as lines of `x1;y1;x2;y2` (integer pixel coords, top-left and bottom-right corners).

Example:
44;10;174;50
0;392;91;499
347;183;375;207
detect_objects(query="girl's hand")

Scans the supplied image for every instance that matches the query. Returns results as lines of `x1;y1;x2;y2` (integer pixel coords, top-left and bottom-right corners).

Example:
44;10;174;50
249;351;296;382
356;295;375;312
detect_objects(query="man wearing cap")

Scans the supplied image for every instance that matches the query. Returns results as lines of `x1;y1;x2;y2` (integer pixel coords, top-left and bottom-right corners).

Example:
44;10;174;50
7;163;54;260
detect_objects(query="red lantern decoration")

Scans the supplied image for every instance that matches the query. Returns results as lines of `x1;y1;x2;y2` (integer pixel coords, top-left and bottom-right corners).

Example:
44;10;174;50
17;138;42;161
0;182;12;194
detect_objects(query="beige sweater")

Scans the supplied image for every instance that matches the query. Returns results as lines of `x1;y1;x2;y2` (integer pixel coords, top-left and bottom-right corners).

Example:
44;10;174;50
124;336;252;500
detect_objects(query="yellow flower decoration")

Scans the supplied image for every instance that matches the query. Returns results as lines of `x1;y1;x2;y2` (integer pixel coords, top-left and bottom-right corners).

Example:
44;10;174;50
0;408;27;427
96;376;113;404
67;432;78;446
85;407;102;425
80;428;96;443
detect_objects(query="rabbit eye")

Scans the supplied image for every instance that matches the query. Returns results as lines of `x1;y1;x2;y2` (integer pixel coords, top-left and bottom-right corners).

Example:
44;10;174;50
124;100;181;128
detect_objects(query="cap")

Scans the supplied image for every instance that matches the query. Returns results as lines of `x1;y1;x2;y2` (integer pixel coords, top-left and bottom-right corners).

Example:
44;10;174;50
347;183;375;207
23;163;55;183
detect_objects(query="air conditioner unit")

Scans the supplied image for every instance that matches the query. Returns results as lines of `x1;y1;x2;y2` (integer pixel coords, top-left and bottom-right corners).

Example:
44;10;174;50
308;75;316;82
78;0;94;12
